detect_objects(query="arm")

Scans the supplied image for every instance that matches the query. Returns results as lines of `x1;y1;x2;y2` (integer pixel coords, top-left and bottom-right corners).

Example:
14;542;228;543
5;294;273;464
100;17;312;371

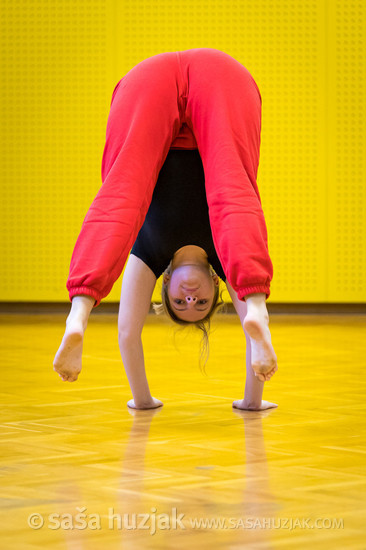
225;280;277;411
118;254;163;409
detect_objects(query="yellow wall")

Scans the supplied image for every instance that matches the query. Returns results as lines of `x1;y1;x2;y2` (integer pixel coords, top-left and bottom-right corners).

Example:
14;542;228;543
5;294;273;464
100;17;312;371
1;0;365;303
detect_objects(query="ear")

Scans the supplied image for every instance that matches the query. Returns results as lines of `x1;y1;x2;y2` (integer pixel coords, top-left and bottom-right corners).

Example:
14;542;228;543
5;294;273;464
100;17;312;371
212;274;219;286
163;273;170;285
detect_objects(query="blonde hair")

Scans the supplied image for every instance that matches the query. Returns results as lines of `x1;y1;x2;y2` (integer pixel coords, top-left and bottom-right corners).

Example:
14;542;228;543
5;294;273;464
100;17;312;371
153;263;225;374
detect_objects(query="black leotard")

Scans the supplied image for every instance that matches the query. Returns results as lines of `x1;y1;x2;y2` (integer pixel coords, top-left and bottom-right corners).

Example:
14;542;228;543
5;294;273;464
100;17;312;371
131;149;226;280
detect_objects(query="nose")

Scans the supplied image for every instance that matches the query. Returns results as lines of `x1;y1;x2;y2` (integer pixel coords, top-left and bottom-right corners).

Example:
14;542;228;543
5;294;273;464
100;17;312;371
185;295;197;304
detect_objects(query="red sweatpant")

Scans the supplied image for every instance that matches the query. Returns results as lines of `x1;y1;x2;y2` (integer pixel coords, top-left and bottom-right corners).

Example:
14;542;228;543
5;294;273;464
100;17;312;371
67;48;273;306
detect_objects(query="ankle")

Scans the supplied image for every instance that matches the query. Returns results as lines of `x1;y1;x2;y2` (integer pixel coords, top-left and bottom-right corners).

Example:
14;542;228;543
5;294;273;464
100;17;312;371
66;311;88;331
245;292;266;304
245;293;269;320
67;295;94;329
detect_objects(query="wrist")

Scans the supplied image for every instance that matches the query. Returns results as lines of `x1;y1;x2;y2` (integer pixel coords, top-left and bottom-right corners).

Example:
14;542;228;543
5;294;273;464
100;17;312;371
133;394;154;408
241;397;262;410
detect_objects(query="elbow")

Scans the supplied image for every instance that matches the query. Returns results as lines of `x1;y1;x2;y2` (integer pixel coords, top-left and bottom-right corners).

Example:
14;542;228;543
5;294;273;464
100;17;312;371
118;326;142;346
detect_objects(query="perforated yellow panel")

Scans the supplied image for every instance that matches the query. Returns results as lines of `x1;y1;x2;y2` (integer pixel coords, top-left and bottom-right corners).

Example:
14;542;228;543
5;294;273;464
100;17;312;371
326;0;366;301
0;0;365;303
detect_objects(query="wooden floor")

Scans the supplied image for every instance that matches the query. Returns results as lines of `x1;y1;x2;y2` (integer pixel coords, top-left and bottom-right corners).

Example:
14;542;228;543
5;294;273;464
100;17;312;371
0;312;365;549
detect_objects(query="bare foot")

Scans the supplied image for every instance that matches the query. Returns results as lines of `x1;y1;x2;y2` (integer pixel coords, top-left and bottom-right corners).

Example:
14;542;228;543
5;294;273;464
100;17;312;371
243;313;278;382
53;318;85;382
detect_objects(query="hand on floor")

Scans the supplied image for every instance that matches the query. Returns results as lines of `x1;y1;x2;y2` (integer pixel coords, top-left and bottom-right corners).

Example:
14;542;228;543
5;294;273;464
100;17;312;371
232;399;278;411
127;397;164;410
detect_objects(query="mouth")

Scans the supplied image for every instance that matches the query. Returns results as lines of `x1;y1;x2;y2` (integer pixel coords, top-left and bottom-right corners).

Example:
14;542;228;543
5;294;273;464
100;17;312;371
182;287;199;292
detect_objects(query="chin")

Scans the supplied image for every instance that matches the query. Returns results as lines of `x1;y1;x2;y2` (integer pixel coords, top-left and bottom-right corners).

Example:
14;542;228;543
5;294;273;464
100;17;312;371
176;263;210;276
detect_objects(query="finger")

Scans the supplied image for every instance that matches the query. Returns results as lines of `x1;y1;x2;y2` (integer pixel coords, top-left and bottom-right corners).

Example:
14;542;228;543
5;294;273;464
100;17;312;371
262;401;278;409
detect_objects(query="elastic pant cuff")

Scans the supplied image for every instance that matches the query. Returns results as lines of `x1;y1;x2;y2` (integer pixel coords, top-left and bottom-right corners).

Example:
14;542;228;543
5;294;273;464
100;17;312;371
68;287;100;307
237;285;271;301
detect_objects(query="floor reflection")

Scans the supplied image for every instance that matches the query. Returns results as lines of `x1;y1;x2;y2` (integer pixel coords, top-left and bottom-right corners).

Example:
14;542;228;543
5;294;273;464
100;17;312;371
111;406;278;548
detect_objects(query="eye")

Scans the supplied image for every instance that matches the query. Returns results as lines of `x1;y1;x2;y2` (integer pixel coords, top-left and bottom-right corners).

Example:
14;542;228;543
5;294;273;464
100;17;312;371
198;299;208;305
174;299;185;305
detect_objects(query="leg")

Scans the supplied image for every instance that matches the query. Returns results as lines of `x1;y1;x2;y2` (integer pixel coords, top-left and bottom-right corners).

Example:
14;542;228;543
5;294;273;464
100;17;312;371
243;293;277;381
53;295;94;381
227;281;277;398
183;48;273;301
67;51;185;306
55;52;185;381
182;48;276;380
